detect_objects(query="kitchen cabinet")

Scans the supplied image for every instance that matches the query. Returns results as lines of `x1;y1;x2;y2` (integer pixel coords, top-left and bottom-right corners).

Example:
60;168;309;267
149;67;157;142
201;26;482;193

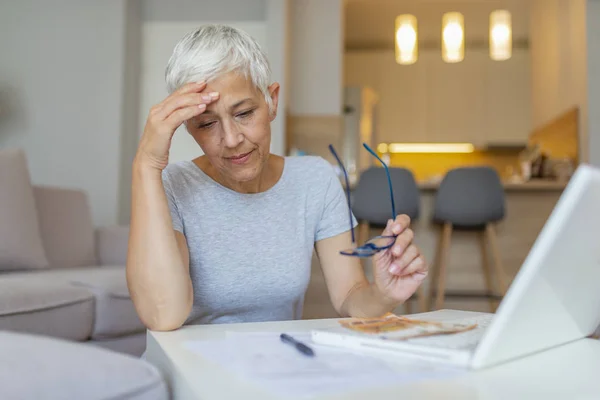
378;52;428;143
425;51;487;145
483;49;532;145
344;48;532;146
345;51;428;143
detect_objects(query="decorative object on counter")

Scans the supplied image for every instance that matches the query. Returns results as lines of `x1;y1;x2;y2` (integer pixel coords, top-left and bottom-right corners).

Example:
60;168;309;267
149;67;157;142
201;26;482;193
531;151;548;179
530;152;574;181
428;166;509;312
518;144;540;181
519;143;575;182
504;165;524;184
551;158;575;182
528;107;579;163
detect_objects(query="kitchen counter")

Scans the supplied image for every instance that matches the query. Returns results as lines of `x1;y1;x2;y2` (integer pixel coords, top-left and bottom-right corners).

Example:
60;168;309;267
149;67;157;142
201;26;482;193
418;179;568;191
343;178;568;192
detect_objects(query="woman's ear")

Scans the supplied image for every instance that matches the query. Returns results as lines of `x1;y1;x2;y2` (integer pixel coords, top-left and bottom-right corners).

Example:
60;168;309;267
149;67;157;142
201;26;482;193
267;82;280;121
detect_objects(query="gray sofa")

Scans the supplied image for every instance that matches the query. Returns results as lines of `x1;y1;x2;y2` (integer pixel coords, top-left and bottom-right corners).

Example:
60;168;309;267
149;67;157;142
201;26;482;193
1;330;168;400
0;148;146;356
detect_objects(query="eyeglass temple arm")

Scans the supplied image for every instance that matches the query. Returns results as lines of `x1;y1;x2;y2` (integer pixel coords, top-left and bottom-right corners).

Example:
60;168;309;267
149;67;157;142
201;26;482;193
362;143;396;219
328;144;355;244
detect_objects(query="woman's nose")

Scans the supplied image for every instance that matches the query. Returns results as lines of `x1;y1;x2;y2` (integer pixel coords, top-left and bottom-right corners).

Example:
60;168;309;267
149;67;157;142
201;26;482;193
222;121;244;148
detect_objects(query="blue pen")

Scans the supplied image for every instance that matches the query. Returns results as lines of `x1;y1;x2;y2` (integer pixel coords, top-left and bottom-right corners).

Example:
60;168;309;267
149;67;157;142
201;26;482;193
280;333;315;357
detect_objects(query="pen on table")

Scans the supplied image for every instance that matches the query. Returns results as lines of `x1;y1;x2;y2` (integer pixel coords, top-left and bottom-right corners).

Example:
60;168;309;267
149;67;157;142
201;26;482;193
280;333;315;357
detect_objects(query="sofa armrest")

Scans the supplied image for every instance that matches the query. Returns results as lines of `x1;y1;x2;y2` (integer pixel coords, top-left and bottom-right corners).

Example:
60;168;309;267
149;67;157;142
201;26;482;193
95;225;130;266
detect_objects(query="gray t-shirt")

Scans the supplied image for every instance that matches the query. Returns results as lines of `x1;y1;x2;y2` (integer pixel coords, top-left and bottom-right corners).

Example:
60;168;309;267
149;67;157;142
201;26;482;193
161;155;357;325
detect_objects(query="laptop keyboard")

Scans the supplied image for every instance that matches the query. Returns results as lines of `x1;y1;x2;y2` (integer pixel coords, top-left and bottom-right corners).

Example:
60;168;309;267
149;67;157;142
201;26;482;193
405;314;494;351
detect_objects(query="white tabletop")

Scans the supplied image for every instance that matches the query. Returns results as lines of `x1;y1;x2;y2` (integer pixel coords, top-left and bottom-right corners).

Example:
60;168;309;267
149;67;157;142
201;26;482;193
145;310;600;399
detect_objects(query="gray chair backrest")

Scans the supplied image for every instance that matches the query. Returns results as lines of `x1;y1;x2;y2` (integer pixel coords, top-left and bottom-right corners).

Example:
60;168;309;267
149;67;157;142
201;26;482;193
433;166;505;227
352;166;420;226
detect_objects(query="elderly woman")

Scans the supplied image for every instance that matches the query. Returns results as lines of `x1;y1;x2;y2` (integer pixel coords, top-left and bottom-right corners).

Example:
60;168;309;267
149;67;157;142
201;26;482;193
127;24;428;331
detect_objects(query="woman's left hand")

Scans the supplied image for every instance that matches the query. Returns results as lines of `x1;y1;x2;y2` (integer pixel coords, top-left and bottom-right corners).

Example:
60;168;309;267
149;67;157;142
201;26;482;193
372;215;428;305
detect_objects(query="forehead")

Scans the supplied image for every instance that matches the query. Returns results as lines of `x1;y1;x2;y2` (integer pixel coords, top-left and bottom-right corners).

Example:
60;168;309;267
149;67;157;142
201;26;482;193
204;71;259;99
188;72;262;123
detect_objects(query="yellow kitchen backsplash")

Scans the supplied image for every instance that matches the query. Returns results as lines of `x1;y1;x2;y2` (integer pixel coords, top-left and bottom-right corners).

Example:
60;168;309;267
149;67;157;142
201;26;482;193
379;107;580;183
384;150;521;182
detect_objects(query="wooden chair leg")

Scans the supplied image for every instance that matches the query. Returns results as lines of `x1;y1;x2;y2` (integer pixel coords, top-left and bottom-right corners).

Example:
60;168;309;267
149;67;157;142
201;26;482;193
426;225;444;311
356;221;371;271
434;223;453;310
478;230;498;312
417;285;427;313
405;281;429;315
485;223;508;295
404;298;413;314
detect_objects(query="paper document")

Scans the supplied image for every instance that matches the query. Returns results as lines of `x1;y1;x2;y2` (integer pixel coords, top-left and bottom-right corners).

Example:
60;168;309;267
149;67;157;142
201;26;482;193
183;331;462;398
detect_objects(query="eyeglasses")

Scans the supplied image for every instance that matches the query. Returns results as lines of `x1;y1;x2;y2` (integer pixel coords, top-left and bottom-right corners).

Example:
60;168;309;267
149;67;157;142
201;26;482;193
329;143;397;257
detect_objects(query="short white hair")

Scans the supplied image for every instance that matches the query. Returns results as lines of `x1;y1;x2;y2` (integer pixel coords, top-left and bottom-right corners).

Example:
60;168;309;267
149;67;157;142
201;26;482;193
165;24;273;111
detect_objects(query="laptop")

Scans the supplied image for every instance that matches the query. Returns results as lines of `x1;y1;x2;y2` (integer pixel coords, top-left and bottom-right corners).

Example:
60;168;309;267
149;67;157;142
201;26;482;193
311;163;600;370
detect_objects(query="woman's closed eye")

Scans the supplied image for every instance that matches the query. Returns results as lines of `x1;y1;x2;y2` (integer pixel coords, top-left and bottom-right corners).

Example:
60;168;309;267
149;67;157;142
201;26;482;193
196;109;255;129
235;109;255;119
197;120;216;129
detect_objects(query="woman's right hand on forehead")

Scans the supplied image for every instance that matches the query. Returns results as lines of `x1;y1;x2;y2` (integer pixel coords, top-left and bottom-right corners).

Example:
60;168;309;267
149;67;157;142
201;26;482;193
135;81;219;171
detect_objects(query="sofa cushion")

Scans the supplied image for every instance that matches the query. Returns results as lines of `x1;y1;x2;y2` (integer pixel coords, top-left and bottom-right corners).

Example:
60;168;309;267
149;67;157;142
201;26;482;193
0;331;168;400
67;267;145;339
92;332;148;357
95;225;130;266
18;266;146;339
34;185;97;268
0;148;49;271
0;278;94;341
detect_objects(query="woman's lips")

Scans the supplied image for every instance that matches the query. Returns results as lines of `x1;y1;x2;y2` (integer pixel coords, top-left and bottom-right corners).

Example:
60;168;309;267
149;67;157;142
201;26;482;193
227;150;253;165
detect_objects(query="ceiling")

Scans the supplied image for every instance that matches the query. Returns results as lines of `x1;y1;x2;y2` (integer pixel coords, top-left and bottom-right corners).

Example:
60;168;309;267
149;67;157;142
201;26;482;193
344;0;530;49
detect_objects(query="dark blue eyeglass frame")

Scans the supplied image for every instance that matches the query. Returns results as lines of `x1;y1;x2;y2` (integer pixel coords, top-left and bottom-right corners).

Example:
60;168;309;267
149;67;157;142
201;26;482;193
328;143;397;258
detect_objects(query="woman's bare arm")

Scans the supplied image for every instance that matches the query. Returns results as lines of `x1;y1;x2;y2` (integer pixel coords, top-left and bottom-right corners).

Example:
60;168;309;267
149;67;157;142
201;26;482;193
126;163;193;331
126;81;219;331
315;216;427;318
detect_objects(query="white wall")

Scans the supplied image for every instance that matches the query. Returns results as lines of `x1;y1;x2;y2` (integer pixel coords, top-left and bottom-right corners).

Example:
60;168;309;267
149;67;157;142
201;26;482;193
290;0;343;115
588;0;600;166
529;0;588;160
142;0;265;21
584;0;600;335
0;0;128;227
117;0;143;225
265;0;290;157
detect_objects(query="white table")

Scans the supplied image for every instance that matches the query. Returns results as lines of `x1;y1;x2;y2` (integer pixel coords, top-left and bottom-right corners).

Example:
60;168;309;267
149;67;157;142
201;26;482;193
145;310;600;399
